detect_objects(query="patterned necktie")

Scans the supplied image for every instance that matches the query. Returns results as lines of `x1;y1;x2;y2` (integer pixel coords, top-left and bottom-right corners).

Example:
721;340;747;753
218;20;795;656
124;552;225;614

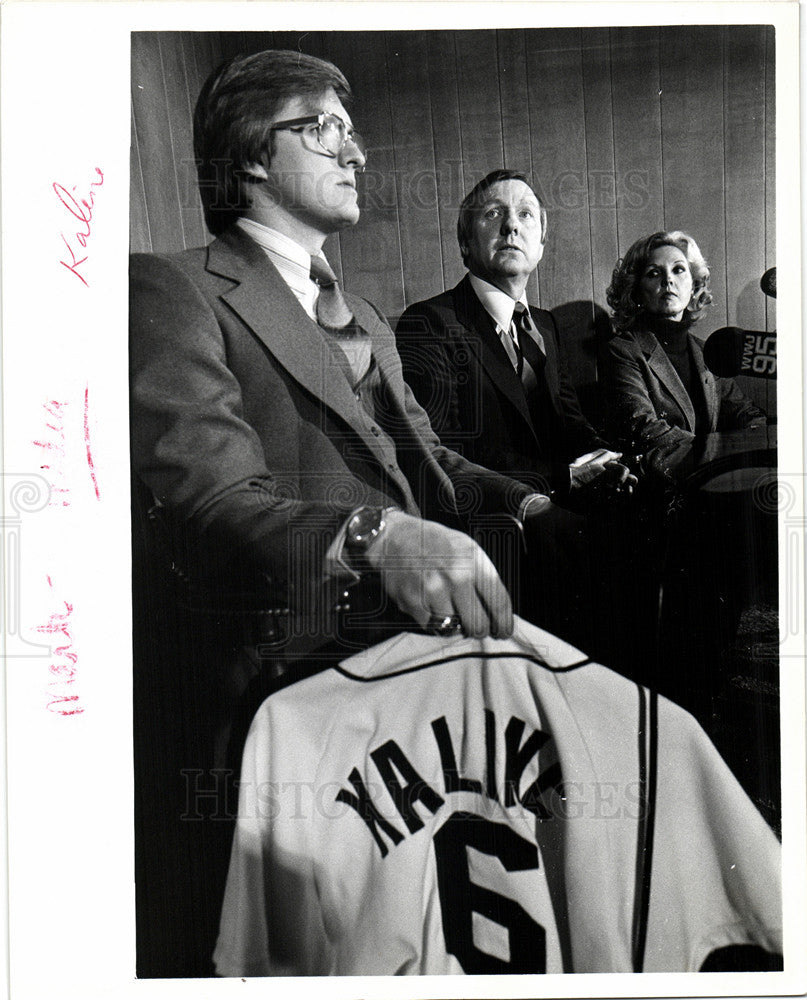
310;255;371;386
513;302;546;360
310;255;355;329
510;303;546;395
513;302;546;395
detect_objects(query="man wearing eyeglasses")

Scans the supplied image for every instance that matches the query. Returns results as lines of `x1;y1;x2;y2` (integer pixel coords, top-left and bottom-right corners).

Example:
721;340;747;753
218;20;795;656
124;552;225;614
130;49;576;976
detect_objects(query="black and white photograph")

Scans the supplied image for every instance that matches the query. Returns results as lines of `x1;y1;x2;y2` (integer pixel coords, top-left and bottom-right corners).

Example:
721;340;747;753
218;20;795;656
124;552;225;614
2;3;805;998
129;21;785;981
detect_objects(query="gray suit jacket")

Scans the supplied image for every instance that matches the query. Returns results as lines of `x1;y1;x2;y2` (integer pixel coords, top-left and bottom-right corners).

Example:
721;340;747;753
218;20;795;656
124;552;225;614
130;226;530;630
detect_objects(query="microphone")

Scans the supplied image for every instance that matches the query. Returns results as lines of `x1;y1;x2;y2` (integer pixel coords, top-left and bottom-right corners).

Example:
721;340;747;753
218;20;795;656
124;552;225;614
760;267;776;298
703;326;776;379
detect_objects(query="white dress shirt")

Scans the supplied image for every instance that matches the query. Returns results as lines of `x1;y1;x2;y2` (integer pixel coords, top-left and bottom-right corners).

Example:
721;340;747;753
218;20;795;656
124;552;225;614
236;217;325;321
468;272;531;369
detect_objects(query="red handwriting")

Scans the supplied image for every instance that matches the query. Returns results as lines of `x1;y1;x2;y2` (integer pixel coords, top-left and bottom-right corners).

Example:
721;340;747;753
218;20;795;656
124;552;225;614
55;167;104;287
34;400;70;507
31;391;99;716
34;576;83;716
84;384;100;500
34;392;101;503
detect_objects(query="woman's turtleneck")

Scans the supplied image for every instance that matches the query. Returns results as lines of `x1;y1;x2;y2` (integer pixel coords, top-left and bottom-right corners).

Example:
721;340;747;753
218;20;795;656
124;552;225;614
640;311;709;434
643;312;691;353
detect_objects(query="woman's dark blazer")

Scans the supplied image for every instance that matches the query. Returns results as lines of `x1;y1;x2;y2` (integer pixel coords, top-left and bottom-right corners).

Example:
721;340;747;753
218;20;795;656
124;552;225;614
603;324;766;460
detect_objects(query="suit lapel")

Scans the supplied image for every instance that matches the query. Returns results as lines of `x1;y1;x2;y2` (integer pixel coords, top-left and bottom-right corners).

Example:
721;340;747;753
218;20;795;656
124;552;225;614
350;296;405;391
207;228;403;469
636;328;697;432
452;276;538;440
349;295;456;503
690;335;720;431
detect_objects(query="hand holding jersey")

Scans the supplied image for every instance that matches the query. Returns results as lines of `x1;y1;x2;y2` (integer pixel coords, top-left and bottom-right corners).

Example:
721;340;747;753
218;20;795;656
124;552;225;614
365;509;514;639
358;500;590;642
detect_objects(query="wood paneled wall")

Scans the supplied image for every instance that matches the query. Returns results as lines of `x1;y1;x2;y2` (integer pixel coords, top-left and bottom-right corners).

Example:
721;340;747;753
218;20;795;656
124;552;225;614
131;26;776;418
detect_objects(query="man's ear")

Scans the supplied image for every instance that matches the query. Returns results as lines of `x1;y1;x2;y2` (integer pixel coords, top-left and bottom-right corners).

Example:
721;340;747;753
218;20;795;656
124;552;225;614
243;162;269;182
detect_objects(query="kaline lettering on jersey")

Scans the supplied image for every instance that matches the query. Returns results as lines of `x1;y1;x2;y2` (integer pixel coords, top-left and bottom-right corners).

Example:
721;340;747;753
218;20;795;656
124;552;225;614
335;710;562;858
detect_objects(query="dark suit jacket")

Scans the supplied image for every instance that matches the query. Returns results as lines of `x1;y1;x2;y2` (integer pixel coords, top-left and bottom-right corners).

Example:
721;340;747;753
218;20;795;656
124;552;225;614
603;325;766;463
130;228;532;645
395;275;605;494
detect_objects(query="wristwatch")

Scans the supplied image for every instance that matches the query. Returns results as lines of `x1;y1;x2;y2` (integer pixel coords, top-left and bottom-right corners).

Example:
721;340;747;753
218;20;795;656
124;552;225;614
344;506;395;571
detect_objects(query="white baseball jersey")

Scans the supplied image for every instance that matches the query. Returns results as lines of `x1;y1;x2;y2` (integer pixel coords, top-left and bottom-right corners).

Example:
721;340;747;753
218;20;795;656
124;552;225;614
213;617;782;976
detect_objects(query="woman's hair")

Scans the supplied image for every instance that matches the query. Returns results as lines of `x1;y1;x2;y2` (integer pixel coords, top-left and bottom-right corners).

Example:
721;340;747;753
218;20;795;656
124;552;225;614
606;230;713;332
193;49;352;236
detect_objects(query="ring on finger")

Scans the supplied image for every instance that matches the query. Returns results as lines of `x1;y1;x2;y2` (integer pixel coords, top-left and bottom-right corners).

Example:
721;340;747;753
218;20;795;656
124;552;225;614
426;613;463;636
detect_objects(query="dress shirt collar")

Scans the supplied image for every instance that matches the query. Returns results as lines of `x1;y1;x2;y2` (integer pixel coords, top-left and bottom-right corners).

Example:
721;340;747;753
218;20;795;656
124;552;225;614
236;217;312;272
468;272;529;333
236;217;324;320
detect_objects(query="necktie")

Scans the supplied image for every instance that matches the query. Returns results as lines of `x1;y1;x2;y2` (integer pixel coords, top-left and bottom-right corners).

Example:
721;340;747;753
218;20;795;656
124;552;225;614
310;255;371;385
310;255;354;329
512;304;547;397
501;321;523;375
513;302;547;360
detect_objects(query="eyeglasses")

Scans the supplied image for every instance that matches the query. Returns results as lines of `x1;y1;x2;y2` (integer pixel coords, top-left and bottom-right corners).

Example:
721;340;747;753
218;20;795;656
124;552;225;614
270;111;367;164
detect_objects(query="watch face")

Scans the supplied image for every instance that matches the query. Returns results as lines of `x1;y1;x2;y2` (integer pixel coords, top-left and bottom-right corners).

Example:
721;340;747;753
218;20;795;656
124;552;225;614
348;507;384;547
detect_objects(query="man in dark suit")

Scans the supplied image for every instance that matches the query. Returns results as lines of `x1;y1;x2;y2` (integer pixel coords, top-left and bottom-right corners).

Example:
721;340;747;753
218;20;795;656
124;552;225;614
130;53;576;978
396;169;630;502
396;170;637;665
